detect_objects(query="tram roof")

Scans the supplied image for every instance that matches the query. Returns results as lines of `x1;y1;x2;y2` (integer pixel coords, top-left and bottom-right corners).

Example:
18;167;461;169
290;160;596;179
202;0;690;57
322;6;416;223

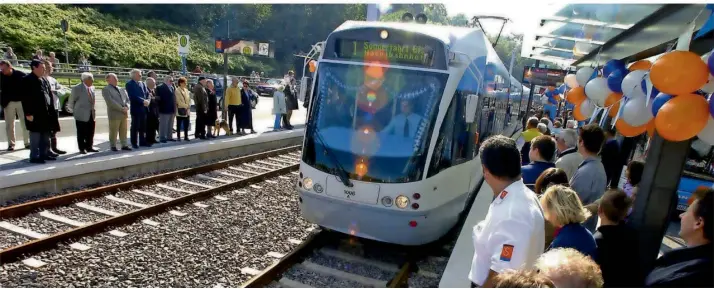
334;21;480;47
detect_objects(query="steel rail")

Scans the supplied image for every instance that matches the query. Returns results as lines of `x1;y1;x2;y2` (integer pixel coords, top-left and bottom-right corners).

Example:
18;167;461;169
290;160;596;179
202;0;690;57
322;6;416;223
0;145;301;220
0;158;300;264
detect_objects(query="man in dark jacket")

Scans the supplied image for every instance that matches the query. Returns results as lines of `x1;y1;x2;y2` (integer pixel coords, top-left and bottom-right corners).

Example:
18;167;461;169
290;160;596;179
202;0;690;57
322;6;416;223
156;76;176;143
593;189;643;287
600;127;622;188
645;187;713;287
126;69;150;148
21;60;56;164
193;77;209;139
1;60;29;151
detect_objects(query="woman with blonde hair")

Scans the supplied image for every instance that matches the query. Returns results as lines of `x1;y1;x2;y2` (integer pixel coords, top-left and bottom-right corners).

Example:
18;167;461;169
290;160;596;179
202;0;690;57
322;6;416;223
540;185;597;257
272;85;287;131
174;77;191;141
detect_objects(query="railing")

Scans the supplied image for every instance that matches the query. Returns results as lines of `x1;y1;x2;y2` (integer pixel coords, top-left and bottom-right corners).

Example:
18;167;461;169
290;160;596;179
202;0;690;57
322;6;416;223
7;59;275;86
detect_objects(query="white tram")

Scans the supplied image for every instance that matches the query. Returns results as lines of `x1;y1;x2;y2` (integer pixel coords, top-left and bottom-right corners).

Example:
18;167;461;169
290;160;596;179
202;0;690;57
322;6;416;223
297;20;526;245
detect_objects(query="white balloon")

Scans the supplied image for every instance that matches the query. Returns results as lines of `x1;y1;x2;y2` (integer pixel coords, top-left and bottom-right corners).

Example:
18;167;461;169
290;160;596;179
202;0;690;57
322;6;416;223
701;53;714;93
697;116;714;146
564;74;579;88
580;99;595;118
621;96;653;127
584;77;612;107
621;70;647;99
576;67;596;87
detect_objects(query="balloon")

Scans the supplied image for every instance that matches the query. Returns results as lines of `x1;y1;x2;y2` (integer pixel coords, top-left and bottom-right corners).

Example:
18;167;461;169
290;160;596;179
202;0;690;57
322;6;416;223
573;104;586;121
605;92;623;117
584;77;612;107
567;87;587;105
565;74;579;88
308;60;317;73
607;69;627;93
710;94;714;119
621;96;653;127
603;59;626;77
701;74;714;93
621;70;647;99
647;120;656;137
650;93;674;117
616;119;647;137
655;93;710;142
708;50;714;77
580;99;595;118
576;67;597;87
697;116;714;146
629;60;652;71
641;74;659;98
650;50;709;95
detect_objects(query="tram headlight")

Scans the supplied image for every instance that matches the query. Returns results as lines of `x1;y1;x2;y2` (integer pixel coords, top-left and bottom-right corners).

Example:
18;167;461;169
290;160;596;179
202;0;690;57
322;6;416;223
302;178;314;190
314;183;324;193
381;196;393;207
395;195;410;209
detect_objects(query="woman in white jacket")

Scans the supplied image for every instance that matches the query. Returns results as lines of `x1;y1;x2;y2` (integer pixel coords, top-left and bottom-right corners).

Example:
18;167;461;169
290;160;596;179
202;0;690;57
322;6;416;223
272;85;287;131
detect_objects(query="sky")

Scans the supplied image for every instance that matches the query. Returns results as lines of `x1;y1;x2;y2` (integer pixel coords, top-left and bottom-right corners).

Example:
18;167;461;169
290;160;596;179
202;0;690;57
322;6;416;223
442;1;556;36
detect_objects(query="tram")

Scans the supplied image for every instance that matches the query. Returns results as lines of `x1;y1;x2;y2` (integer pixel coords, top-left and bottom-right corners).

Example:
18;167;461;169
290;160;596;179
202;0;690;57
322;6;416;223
297;19;525;245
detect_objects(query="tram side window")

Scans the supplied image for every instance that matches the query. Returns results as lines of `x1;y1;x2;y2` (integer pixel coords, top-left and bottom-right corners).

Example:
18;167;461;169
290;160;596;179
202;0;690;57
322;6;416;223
453;91;470;162
427;96;457;178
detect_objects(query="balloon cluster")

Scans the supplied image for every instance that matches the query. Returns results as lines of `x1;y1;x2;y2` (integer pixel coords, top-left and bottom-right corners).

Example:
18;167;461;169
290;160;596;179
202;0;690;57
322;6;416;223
561;49;714;143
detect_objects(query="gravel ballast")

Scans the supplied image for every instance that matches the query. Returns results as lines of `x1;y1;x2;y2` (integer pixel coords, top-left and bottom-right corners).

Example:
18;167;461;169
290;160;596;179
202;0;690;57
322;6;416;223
0;175;313;287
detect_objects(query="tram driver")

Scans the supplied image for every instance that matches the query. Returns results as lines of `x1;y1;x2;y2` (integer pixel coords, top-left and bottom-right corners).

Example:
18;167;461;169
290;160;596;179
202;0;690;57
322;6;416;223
381;98;422;138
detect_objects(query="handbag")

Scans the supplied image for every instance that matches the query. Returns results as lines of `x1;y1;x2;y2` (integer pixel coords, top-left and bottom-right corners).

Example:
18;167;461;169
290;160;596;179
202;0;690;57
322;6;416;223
177;108;188;117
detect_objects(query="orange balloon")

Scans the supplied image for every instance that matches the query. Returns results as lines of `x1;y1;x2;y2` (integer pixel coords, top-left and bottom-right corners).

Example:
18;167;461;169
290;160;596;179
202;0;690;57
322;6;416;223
628;60;652;71
605;92;623;117
646;120;656;137
567;87;587;105
616;119;647;137
573;104;586;121
655;93;709;142
650;51;709;95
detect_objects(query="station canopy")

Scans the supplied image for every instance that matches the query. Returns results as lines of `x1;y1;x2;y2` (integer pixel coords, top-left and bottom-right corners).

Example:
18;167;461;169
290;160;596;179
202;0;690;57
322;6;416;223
521;4;663;67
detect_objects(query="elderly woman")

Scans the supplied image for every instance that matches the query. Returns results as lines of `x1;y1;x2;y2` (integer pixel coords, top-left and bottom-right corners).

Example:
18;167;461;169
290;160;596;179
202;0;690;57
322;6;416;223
540;185;597;258
174;77;191;141
272;85;287;131
239;81;256;134
145;77;160;144
205;79;218;138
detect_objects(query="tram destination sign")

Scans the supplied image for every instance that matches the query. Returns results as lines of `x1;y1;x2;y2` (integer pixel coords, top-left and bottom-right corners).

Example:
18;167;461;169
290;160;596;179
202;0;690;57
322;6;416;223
336;39;434;67
521;67;566;87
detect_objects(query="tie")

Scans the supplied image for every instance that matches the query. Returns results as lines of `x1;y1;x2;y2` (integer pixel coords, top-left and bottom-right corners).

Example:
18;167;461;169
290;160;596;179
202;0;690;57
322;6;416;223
404;117;409;138
87;86;93;104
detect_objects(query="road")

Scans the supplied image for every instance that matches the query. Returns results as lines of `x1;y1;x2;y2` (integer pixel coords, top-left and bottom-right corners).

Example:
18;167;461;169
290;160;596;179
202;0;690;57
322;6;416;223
0;91;276;143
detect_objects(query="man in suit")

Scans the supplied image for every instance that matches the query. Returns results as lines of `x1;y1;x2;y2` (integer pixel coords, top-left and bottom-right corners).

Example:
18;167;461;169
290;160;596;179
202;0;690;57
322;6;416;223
381;99;423;138
69;72;98;154
156;75;176;142
192;77;209;139
126;69;150;148
0;60;29;151
102;73;131;151
21;60;55;164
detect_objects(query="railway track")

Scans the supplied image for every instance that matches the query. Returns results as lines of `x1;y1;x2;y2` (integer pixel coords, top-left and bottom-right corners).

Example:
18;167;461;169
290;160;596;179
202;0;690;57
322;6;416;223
0;146;303;265
241;229;456;288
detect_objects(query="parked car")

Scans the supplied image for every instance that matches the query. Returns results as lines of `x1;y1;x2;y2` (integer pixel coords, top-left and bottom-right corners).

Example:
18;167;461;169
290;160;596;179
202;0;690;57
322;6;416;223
255;78;286;96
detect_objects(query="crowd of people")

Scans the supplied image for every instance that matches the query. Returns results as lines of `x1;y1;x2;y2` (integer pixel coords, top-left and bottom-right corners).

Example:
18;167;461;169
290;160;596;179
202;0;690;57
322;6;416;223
468;116;713;287
1;58;299;164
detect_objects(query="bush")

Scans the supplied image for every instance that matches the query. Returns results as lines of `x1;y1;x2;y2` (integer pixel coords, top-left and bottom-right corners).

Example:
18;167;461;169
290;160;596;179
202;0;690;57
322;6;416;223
0;4;275;74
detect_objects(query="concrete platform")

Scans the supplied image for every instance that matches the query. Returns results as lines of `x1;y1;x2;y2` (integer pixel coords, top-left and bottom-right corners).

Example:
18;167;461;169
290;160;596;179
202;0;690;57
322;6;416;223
0;104;307;203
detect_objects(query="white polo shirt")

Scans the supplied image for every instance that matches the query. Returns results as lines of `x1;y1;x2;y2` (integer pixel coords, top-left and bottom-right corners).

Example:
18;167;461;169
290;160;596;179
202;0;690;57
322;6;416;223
468;179;545;286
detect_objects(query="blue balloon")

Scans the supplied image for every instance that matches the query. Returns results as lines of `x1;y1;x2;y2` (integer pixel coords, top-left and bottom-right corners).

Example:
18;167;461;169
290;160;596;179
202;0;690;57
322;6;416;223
603;59;626;77
641;78;659;98
709;50;714;77
651;93;674;117
607;69;628;93
709;94;714;119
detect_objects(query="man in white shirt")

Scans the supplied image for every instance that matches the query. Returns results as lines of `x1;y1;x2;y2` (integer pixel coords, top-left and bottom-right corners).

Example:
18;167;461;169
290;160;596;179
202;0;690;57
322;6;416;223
381;99;422;138
469;135;545;287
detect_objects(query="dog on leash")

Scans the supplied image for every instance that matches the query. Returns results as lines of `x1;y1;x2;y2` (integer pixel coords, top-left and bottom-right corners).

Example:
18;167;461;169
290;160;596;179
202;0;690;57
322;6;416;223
214;119;231;136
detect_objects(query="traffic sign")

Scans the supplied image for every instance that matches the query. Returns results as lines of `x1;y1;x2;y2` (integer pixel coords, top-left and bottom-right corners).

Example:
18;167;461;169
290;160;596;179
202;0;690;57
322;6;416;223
178;35;190;55
60;19;69;33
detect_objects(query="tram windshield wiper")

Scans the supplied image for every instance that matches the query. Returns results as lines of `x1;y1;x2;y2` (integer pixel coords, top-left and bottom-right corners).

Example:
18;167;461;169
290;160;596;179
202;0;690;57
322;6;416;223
309;123;353;188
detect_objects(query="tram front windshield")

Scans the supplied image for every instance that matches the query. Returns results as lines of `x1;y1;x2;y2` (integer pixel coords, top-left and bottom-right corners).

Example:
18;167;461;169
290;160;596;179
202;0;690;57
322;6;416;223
303;62;448;183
